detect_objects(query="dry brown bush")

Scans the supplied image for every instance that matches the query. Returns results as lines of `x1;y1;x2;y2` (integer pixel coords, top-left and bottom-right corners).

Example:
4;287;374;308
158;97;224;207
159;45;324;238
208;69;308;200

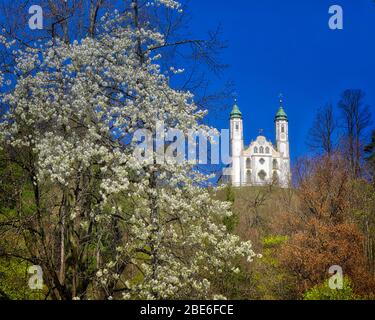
279;153;375;297
279;218;374;296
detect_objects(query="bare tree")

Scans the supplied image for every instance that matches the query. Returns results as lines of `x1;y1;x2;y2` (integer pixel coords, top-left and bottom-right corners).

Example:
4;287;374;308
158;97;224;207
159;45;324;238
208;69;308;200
237;183;276;229
365;130;375;184
0;0;114;42
307;103;336;156
338;89;372;178
0;0;231;111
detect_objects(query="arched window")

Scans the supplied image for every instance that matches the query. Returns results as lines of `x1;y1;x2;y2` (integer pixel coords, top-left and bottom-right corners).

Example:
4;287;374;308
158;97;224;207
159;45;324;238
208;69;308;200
246;158;251;169
265;147;270;154
259;146;264;154
254;147;258;154
273;159;278;170
281;125;285;133
258;170;267;181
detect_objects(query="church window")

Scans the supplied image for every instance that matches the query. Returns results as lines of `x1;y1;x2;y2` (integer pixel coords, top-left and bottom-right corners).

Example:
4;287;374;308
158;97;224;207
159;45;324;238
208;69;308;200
265;147;270;154
281;125;285;133
258;170;267;181
235;124;239;131
259;146;264;153
246;158;251;169
259;158;265;165
254;147;258;153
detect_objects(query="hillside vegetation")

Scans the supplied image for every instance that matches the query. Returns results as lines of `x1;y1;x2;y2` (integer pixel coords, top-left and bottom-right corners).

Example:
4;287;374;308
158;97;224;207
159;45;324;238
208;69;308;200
213;156;375;300
1;149;375;300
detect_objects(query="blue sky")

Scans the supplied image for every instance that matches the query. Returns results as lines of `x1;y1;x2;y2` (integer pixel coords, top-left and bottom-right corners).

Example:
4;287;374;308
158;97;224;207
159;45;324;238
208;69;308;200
1;0;374;164
187;0;375;162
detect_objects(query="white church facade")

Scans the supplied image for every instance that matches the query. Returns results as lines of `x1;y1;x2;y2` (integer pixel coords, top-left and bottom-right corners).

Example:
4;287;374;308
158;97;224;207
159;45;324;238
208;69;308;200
223;99;291;188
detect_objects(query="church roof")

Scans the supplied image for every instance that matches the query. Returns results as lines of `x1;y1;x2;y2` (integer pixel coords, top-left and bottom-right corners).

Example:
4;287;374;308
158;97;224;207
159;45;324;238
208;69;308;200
275;100;288;121
230;102;242;119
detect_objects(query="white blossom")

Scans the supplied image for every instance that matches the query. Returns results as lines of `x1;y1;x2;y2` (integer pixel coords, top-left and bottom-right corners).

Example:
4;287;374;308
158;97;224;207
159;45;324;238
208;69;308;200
0;5;258;300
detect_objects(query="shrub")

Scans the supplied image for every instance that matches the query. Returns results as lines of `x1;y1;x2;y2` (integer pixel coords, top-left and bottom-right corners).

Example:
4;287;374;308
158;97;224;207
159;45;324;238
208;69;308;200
303;277;356;300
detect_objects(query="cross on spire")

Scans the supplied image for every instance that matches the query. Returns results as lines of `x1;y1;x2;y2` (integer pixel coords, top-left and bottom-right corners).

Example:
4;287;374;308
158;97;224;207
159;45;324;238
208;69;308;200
233;91;238;104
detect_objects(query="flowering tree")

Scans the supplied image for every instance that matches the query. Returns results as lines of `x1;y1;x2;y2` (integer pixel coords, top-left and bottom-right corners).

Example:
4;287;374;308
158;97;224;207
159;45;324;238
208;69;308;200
0;0;257;300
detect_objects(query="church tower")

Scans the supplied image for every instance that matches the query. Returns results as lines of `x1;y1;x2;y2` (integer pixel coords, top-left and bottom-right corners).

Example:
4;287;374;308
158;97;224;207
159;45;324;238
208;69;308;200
275;98;291;187
230;101;243;186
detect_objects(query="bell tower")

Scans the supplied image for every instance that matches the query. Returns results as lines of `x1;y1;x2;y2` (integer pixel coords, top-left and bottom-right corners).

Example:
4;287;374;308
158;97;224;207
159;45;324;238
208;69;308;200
275;97;290;187
275;98;289;158
230;100;243;186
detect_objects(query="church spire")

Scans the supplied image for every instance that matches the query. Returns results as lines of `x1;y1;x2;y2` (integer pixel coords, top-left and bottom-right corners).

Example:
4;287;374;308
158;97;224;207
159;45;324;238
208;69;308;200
230;99;242;119
275;95;288;121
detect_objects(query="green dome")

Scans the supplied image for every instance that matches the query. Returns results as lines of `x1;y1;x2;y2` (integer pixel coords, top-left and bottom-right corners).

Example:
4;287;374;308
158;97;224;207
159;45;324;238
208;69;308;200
275;102;288;121
230;103;242;119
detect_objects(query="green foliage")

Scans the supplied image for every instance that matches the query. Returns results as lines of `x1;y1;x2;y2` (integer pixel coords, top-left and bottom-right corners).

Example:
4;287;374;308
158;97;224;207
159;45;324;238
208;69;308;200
208;262;256;300
0;150;46;300
0;259;45;300
225;185;235;203
0;151;22;208
222;185;238;232
262;235;288;248
303;277;356;300
223;213;238;233
251;235;296;299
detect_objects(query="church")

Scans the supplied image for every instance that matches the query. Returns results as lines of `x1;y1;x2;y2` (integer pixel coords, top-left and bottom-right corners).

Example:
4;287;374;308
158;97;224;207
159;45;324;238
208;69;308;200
223;98;291;188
